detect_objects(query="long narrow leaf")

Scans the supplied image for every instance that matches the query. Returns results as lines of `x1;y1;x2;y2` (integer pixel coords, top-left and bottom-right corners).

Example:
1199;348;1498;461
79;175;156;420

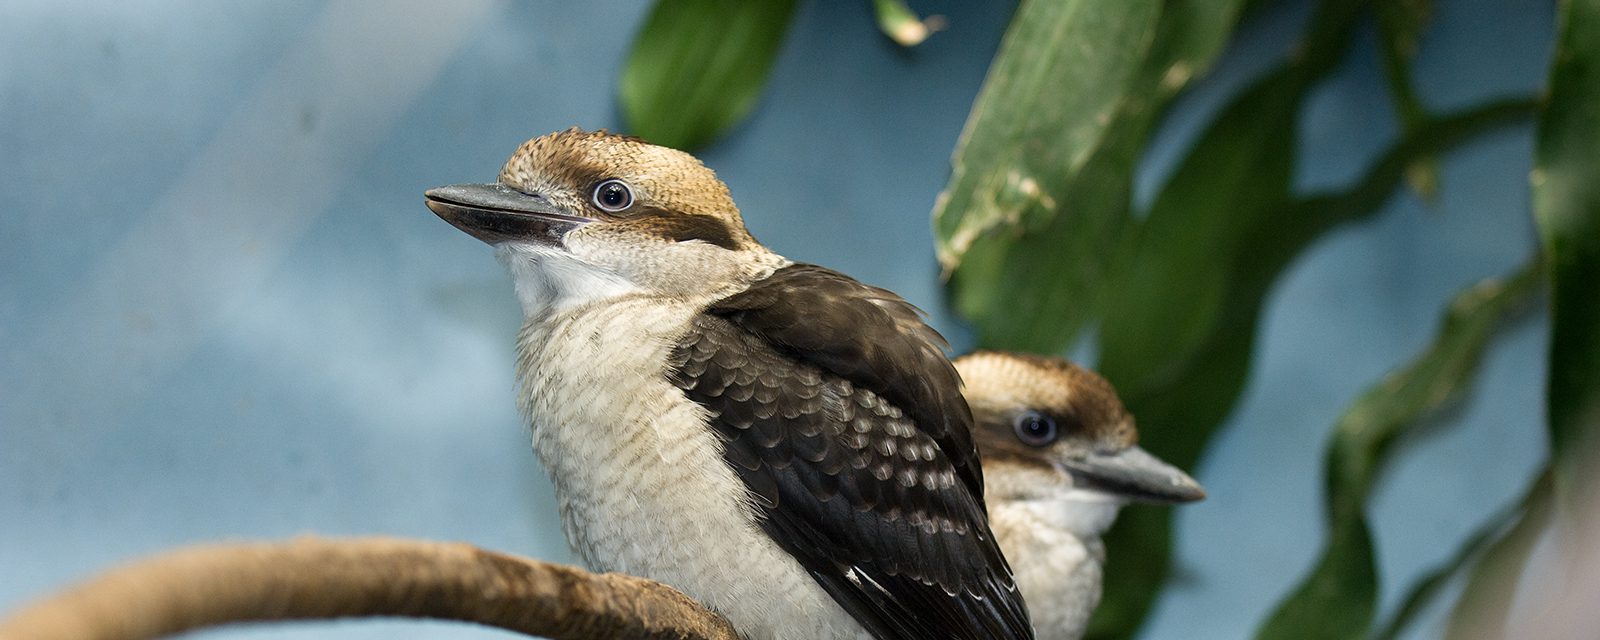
1374;0;1439;198
1363;499;1510;640
1091;93;1536;639
1374;0;1431;124
1437;3;1600;633
935;0;1164;352
619;0;798;151
1096;67;1301;398
1085;69;1305;639
1098;0;1379;405
1442;471;1555;638
935;0;1160;268
1254;264;1541;640
938;0;1243;354
1088;4;1371;635
1533;0;1600;500
1371;476;1538;640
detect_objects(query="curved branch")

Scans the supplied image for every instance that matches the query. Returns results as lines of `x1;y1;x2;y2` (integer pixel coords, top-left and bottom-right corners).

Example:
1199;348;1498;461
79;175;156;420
0;536;738;640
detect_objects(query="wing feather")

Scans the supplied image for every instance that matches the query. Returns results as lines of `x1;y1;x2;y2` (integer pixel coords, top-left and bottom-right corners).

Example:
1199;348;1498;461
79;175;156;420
669;264;1032;640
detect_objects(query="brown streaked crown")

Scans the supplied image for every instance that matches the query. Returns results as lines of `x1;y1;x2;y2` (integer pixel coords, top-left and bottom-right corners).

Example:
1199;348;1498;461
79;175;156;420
496;128;757;249
955;350;1137;468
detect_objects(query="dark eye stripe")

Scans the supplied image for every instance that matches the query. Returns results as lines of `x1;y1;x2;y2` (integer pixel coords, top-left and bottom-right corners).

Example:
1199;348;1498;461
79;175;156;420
629;209;743;250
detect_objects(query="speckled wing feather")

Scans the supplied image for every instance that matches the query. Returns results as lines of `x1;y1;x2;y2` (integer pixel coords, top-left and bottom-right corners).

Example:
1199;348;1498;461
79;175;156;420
669;264;1032;640
703;263;986;503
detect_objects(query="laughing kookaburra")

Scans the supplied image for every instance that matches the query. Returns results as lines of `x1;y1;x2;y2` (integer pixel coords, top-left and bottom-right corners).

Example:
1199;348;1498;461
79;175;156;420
955;351;1204;640
424;129;1033;639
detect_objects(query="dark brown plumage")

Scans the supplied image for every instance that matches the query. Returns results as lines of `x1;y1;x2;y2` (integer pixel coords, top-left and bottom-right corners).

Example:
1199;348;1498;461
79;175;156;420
672;265;1030;640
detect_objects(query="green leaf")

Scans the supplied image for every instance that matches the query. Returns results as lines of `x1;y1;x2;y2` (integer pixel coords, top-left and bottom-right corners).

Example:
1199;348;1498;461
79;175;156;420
1437;6;1600;634
1442;471;1555;639
1254;263;1541;640
870;0;945;47
1083;3;1380;636
1375;0;1439;198
1374;0;1432;128
934;0;1162;352
1096;67;1302;400
937;0;1244;354
932;1;1165;254
1263;519;1382;640
1534;0;1600;502
1086;2;1381;635
1089;93;1537;639
1432;5;1600;635
1371;478;1534;640
1140;0;1250;102
618;0;798;151
1096;0;1377;402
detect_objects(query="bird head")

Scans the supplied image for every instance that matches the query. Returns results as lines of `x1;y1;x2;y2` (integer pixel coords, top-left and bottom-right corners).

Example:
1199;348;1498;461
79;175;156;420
956;351;1204;522
425;128;772;316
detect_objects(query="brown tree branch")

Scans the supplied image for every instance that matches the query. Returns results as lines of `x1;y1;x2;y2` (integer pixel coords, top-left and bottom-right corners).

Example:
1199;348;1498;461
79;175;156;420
0;536;738;640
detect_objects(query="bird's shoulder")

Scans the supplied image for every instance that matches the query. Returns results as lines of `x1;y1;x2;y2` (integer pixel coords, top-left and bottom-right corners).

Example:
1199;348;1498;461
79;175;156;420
702;262;983;496
668;263;1032;640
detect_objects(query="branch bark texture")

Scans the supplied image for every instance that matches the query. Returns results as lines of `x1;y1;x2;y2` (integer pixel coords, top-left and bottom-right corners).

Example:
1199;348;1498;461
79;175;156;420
0;536;738;640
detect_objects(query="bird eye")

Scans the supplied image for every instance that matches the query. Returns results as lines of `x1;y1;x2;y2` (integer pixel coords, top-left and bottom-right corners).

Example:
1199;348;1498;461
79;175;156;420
591;179;635;213
1012;411;1059;447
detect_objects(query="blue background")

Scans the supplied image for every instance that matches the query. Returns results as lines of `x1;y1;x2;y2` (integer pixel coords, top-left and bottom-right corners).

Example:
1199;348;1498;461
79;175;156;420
0;1;1552;638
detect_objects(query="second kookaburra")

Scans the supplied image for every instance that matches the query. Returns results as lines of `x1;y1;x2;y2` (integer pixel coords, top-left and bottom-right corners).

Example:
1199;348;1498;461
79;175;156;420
956;351;1204;640
425;129;1032;639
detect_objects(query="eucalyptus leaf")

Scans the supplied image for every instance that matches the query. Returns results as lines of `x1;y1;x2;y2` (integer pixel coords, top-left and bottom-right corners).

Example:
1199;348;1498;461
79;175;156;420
1083;70;1306;640
1083;3;1379;636
619;0;798;151
1442;471;1555;639
1254;263;1541;640
938;0;1244;354
1372;480;1533;640
1096;67;1302;400
1532;0;1600;498
1437;4;1600;633
1084;1;1386;634
1090;93;1537;639
1375;0;1439;198
933;0;1161;262
1097;0;1377;402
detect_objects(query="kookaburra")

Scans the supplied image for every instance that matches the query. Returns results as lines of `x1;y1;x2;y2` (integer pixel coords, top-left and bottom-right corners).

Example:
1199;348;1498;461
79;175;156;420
424;129;1032;639
955;351;1204;640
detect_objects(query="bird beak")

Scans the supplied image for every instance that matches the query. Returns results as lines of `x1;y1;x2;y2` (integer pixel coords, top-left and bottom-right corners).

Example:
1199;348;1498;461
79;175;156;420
424;183;591;246
1061;446;1206;504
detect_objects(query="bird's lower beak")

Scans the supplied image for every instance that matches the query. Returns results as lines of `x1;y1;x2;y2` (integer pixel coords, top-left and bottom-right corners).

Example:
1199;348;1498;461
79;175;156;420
1062;446;1206;504
424;183;590;246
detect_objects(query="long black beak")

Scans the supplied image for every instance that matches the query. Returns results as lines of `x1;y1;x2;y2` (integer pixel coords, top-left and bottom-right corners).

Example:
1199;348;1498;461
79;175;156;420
1062;446;1206;504
424;183;590;245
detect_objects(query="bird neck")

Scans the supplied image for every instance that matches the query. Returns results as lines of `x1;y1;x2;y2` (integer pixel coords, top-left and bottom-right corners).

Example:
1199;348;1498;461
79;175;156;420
988;497;1109;640
984;466;1126;540
1052;490;1125;538
1000;493;1122;541
497;243;639;320
496;243;789;322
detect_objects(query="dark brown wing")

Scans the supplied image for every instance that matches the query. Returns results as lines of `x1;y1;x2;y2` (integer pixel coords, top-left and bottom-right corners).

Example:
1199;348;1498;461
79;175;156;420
669;264;1032;640
704;263;985;504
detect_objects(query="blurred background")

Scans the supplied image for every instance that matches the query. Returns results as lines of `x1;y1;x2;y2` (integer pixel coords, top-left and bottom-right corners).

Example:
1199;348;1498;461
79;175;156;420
0;0;1576;638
